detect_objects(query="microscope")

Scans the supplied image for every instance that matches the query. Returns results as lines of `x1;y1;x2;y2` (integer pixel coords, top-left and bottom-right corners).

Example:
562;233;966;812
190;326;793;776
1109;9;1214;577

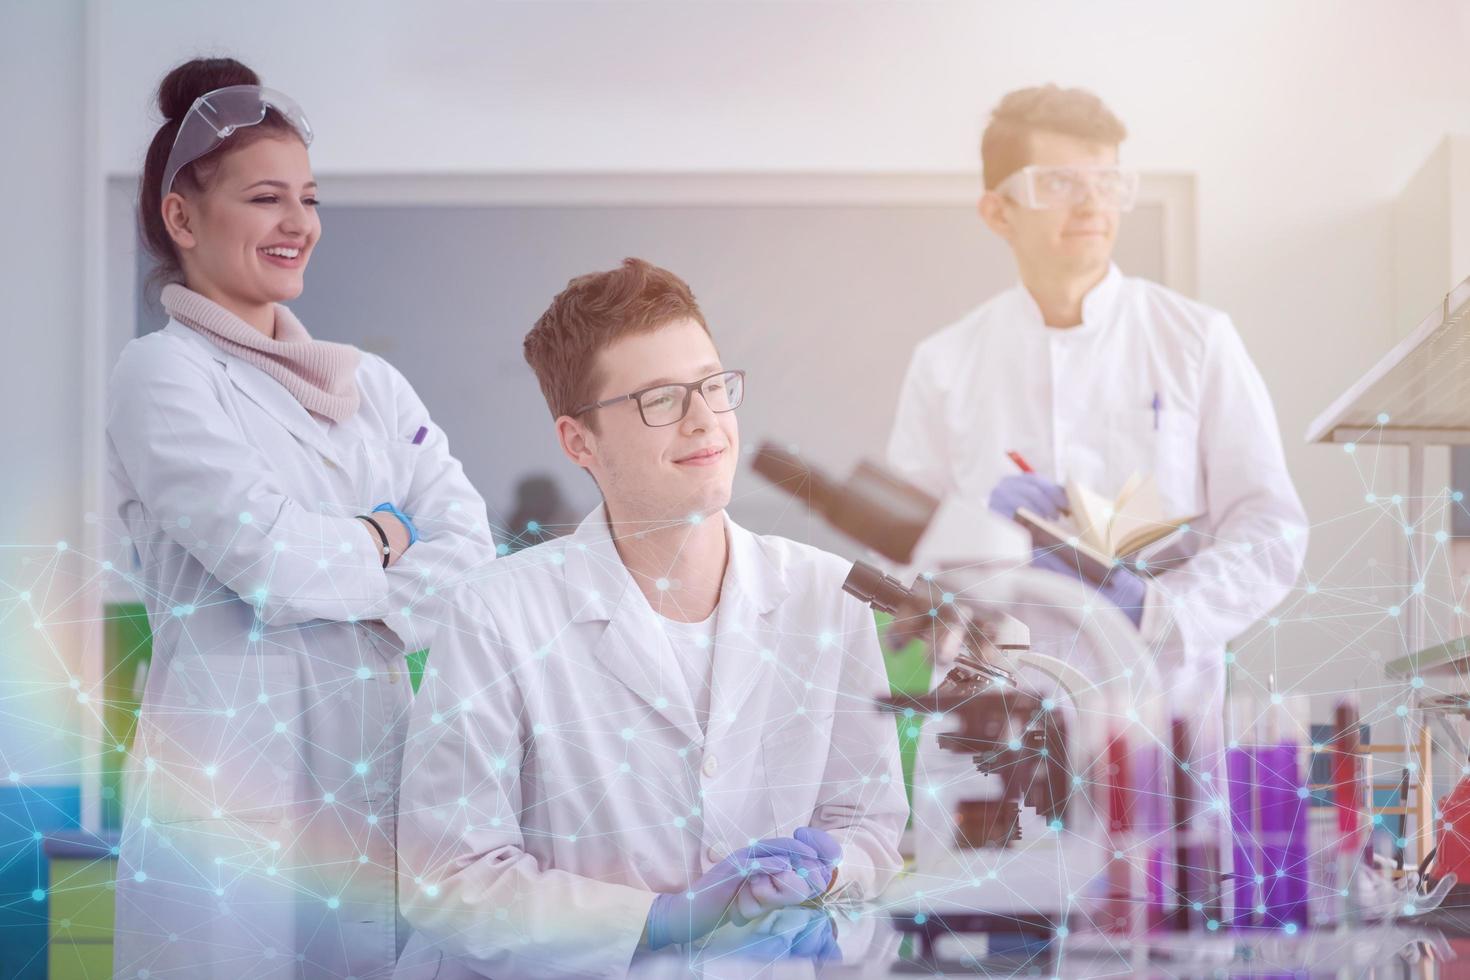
752;444;1178;955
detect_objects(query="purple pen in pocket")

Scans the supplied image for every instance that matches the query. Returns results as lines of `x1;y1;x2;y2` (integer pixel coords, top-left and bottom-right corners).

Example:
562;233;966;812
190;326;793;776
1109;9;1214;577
412;425;428;445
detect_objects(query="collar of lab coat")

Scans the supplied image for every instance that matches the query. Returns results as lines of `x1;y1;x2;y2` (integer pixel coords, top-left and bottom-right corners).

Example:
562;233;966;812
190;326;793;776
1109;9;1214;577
1013;262;1125;338
165;319;344;464
562;504;791;746
563;505;788;623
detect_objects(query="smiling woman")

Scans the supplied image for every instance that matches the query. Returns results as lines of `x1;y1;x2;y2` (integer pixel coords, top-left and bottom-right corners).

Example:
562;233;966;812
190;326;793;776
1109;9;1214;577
148;89;319;337
159;141;320;331
108;57;497;980
137;61;314;313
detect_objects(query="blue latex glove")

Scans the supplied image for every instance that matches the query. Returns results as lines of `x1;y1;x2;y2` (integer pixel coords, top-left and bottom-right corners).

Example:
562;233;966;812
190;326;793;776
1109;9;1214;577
783;909;842;962
699;907;842;964
1032;548;1146;628
645;837;824;951
988;473;1068;521
790;826;842;896
722;829;839;896
760;907;843;963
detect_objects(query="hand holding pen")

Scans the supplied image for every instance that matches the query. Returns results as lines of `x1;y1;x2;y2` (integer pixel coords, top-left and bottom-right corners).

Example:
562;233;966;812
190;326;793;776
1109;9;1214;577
990;451;1068;520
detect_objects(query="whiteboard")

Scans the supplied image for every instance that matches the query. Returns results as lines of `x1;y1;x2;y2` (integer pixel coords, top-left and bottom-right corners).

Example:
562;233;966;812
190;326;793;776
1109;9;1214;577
131;173;1187;555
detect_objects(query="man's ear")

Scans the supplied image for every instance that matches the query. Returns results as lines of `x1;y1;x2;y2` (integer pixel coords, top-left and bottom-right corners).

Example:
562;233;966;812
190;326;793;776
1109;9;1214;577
161;193;198;251
555;415;597;471
978;191;1013;241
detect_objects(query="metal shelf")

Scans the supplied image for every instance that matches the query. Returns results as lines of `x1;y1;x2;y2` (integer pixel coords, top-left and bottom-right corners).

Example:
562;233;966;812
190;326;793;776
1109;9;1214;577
1307;274;1470;446
1307;273;1470;870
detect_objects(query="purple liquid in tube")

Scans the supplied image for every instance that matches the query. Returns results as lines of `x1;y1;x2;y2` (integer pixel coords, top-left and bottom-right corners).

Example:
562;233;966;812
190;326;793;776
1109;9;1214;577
1256;741;1309;927
1226;746;1257;928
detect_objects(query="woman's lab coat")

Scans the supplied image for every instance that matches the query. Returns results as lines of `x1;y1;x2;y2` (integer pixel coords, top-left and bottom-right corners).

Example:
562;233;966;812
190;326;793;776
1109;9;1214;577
887;264;1309;710
106;320;495;980
392;508;909;980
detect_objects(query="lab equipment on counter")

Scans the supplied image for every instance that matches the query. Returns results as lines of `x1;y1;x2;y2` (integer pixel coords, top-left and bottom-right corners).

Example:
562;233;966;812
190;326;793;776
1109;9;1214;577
752;442;1455;960
1224;692;1452;931
753;443;1172;941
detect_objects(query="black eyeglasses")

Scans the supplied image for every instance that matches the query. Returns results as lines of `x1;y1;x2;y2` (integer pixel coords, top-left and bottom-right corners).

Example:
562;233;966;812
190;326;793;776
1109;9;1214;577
572;370;746;428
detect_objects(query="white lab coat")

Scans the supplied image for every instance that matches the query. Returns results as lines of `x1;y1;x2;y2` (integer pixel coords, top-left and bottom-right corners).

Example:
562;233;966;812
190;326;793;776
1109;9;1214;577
393;508;908;980
107;320;495;980
887;265;1308;709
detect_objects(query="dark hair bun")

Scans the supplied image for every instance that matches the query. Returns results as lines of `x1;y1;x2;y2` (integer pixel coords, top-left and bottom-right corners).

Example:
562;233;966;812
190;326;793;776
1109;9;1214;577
157;57;260;121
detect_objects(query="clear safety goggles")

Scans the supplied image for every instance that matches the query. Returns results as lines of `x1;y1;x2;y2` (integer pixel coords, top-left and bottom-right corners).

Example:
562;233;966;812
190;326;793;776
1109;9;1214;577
161;85;314;198
995;164;1140;212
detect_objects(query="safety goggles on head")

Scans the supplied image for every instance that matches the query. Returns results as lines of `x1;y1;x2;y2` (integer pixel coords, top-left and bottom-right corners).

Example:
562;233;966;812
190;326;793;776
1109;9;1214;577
573;370;746;428
160;85;314;199
995;164;1140;212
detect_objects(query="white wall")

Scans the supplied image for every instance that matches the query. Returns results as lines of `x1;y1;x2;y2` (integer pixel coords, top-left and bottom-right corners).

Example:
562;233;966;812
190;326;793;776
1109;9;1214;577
0;0;88;785
11;0;1470;754
1395;137;1458;340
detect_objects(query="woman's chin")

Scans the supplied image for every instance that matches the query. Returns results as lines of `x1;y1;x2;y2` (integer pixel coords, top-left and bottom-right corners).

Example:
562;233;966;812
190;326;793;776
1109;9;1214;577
260;275;306;303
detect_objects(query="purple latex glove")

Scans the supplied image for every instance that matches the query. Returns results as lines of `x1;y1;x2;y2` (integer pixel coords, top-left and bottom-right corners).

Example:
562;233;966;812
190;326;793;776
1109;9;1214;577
768;907;843;963
785;910;842;962
988;473;1069;520
711;907;843;964
1032;547;1146;628
790;826;842;895
645;837;824;950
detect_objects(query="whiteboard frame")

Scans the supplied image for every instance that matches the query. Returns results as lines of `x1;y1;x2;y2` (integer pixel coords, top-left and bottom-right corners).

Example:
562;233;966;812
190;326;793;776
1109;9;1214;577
100;169;1196;362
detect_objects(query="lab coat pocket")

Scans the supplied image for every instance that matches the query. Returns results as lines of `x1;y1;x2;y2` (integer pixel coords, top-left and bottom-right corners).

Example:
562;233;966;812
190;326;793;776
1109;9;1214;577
1107;408;1203;517
141;652;306;825
358;438;419;511
762;709;835;833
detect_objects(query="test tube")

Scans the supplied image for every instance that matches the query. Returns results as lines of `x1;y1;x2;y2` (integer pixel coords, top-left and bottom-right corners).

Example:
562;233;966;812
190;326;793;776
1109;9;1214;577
1257;695;1310;928
1329;698;1367;923
1225;695;1259;928
1169;717;1221;930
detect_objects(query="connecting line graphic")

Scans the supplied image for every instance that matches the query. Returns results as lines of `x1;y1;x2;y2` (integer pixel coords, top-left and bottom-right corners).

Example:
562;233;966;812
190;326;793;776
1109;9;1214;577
3;422;1469;973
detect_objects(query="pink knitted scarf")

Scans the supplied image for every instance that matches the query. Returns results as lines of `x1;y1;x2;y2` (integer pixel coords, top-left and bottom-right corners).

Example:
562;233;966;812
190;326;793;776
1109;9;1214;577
162;283;361;422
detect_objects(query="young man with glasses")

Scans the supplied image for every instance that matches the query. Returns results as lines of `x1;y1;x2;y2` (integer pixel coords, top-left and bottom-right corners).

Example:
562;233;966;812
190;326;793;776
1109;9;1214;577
394;258;906;977
887;85;1308;722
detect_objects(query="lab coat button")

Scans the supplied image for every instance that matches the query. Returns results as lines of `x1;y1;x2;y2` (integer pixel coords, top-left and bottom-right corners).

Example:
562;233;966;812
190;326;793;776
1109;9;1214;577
701;754;719;778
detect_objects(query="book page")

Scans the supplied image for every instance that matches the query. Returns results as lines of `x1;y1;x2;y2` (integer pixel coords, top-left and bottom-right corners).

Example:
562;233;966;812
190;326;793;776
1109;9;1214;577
1111;474;1203;557
1108;474;1165;554
1065;479;1117;555
1112;471;1146;514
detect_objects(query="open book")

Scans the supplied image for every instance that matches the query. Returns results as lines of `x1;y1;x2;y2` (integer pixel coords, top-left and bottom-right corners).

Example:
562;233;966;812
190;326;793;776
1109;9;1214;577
1014;473;1199;583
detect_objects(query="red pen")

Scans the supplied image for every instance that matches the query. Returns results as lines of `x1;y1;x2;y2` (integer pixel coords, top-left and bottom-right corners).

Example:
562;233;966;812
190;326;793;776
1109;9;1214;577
1006;450;1034;474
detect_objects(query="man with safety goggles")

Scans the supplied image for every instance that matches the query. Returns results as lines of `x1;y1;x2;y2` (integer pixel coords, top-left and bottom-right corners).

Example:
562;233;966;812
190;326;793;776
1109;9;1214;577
886;84;1307;735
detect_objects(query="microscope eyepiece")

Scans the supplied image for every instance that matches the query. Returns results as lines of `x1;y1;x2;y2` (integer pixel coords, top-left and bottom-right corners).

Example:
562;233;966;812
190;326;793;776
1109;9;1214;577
842;561;912;615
